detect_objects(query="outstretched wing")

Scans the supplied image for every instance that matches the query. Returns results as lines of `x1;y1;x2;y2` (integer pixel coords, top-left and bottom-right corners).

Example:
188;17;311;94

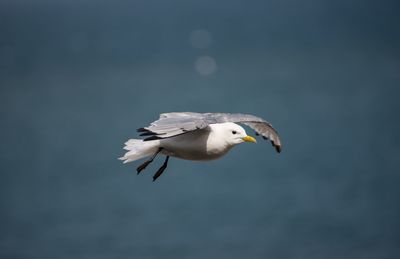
137;112;210;140
138;112;282;153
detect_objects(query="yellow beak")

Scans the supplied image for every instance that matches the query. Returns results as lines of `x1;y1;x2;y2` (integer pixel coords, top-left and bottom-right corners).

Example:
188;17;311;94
242;135;257;143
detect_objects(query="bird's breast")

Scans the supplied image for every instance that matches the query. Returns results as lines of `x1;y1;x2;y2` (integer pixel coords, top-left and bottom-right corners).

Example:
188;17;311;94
159;129;231;161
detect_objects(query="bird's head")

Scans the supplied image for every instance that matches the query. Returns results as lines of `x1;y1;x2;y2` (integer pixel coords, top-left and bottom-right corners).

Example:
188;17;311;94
216;122;257;146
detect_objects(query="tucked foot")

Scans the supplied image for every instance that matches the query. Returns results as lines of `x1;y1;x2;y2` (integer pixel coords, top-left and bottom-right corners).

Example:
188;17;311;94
152;156;170;182
136;147;163;175
136;160;152;174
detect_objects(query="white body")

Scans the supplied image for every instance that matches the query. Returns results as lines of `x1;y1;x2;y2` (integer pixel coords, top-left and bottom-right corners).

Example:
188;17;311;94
120;122;254;163
160;124;234;161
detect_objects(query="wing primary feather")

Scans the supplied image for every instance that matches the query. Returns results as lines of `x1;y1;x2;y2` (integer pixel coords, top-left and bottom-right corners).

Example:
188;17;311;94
143;135;163;141
137;127;148;132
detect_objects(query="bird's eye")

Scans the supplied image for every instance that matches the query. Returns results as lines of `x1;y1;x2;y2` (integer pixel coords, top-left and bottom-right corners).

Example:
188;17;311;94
232;130;237;134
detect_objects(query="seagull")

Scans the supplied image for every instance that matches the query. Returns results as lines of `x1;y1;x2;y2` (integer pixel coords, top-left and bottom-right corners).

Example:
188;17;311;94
119;112;282;181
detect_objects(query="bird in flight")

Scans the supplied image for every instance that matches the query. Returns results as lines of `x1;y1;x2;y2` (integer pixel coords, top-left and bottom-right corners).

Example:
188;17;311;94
119;112;282;181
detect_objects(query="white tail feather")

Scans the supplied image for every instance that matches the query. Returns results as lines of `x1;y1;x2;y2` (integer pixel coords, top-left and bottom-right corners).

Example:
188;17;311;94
119;139;160;163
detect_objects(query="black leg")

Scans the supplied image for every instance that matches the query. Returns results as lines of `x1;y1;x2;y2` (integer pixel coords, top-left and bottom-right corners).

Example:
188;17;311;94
152;156;170;182
136;148;162;174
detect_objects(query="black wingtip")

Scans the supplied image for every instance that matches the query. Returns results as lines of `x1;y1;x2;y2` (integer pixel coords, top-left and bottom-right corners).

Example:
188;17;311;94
143;135;162;141
140;131;156;137
137;127;147;132
271;140;282;153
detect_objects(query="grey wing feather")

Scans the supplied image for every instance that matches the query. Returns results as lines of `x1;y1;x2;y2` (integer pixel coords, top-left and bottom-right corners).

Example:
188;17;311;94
137;112;210;140
243;122;281;153
138;112;282;153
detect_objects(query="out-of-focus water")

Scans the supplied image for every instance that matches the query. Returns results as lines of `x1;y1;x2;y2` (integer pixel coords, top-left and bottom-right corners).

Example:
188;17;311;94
1;1;400;258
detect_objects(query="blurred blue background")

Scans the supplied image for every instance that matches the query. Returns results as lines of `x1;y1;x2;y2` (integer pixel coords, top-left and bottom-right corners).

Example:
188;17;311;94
1;0;400;258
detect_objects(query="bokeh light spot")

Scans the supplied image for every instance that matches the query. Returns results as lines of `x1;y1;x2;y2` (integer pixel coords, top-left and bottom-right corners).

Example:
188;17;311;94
195;56;217;76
